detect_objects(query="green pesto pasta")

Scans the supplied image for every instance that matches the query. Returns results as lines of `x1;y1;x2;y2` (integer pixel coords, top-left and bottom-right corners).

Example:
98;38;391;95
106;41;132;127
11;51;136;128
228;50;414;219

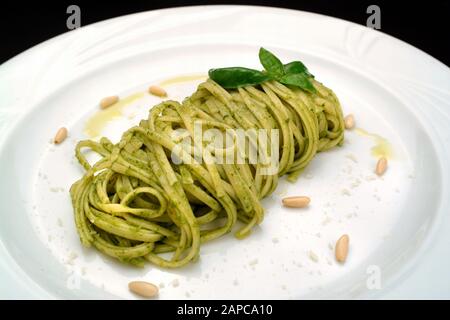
70;78;344;268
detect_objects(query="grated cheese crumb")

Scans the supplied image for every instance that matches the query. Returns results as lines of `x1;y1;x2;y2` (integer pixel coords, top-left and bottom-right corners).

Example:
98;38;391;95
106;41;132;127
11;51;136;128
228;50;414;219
171;279;180;287
66;252;78;265
248;258;259;266
345;153;358;163
304;173;314;179
308;251;319;263
350;178;362;189
321;216;332;226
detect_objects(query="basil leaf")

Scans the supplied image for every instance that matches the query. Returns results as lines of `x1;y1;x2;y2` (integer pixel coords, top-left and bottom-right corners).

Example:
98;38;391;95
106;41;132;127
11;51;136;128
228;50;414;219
283;61;313;77
279;73;316;93
259;47;284;79
208;67;271;89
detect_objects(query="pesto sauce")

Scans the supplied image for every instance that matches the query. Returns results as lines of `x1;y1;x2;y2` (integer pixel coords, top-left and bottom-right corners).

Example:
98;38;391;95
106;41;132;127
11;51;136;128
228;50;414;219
159;74;207;86
84;92;145;138
355;127;393;159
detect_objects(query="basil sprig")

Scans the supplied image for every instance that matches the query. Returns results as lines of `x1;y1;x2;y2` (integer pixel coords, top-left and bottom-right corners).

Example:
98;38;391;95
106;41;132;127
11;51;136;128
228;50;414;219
259;47;284;79
279;73;316;93
283;61;313;78
208;47;316;92
208;67;270;89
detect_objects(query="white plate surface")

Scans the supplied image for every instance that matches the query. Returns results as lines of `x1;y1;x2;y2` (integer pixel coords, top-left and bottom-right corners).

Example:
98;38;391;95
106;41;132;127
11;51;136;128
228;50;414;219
0;6;450;299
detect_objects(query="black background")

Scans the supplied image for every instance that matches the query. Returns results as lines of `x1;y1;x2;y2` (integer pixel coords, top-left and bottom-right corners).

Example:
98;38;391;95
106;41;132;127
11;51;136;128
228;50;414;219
1;300;448;316
1;0;449;66
0;1;449;305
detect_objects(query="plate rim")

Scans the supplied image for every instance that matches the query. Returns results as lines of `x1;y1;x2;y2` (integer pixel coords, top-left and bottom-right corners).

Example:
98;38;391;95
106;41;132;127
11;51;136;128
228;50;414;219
1;5;450;299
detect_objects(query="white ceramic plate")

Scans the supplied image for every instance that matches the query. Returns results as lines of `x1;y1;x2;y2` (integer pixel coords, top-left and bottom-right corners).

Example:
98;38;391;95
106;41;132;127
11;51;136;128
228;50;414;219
1;6;449;299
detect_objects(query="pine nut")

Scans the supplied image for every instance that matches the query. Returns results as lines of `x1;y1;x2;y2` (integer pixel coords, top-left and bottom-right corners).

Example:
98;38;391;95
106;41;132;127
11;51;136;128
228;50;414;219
282;196;310;208
128;281;159;298
149;85;167;97
375;157;388;176
54;127;68;144
100;95;119;109
335;234;349;263
344;114;355;130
